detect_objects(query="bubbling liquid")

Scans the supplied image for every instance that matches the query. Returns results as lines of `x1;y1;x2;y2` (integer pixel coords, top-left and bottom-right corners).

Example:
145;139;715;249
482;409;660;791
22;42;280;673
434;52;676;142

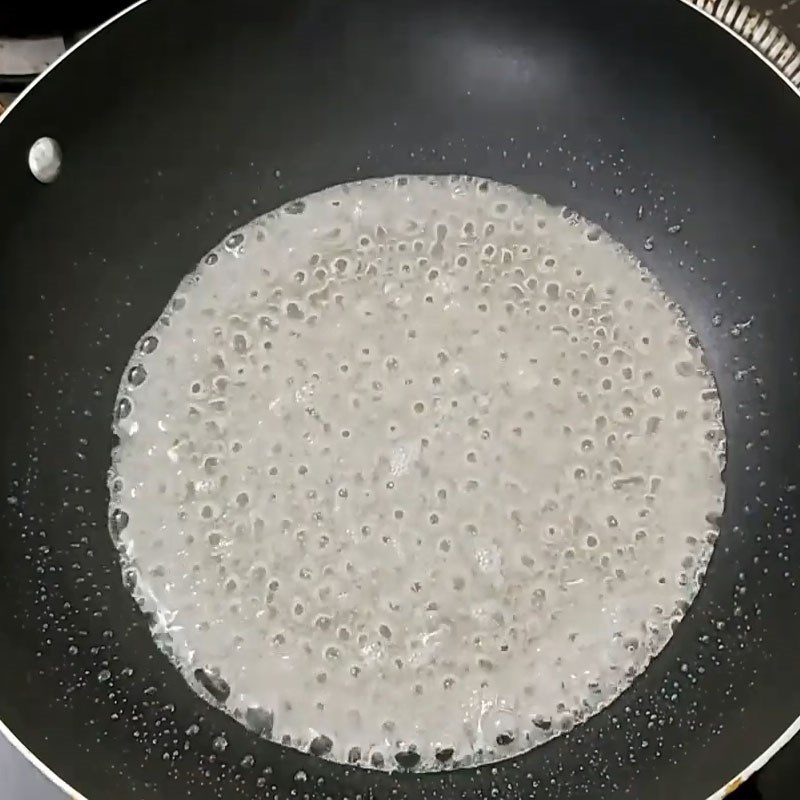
109;176;725;771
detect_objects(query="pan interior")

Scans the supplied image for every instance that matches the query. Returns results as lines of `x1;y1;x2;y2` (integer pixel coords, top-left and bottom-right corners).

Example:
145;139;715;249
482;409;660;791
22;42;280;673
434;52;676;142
109;175;725;772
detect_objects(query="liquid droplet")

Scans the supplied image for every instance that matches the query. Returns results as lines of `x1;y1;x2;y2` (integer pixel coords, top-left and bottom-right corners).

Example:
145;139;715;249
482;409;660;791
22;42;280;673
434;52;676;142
729;317;754;338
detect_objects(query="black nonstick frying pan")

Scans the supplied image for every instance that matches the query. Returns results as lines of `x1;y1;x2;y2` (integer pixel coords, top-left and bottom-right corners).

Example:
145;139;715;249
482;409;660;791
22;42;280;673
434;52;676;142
1;1;799;799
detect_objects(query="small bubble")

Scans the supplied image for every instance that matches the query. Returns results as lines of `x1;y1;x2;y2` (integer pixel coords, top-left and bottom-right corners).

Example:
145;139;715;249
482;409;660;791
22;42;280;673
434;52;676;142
127;365;147;387
284;200;306;215
140;335;159;354
225;232;245;252
110;507;129;535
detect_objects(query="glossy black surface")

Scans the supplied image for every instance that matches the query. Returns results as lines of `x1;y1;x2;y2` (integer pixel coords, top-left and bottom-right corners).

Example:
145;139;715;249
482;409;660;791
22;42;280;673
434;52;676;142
0;1;799;798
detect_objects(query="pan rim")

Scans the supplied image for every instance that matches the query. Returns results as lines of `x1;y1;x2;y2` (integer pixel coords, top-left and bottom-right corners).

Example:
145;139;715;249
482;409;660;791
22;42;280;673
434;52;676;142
0;0;798;797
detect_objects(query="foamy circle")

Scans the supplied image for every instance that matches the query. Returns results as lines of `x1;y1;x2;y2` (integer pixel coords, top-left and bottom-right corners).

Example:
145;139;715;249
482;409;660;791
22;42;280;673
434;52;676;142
109;176;725;771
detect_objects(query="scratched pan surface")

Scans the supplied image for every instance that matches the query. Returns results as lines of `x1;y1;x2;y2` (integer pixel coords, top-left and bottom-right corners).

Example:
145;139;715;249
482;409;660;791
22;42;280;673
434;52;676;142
0;1;799;798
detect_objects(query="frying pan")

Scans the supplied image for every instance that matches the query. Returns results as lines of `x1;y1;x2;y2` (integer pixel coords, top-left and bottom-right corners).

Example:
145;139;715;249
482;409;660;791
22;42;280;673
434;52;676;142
1;1;799;798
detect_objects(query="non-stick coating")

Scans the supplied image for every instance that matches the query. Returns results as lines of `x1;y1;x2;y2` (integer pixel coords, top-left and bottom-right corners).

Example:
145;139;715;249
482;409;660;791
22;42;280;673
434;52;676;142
0;1;799;798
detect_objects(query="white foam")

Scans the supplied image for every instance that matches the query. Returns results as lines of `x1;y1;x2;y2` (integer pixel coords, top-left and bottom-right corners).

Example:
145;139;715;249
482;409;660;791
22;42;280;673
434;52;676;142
109;176;725;770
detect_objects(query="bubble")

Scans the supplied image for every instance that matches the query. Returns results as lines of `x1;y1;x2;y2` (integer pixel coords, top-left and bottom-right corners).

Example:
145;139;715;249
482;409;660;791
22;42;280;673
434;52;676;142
396;750;421;769
245;706;274;737
140;335;159;354
309;736;333;756
194;667;231;703
127;365;147;387
225;232;245;252
110;508;129;536
285;199;306;215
